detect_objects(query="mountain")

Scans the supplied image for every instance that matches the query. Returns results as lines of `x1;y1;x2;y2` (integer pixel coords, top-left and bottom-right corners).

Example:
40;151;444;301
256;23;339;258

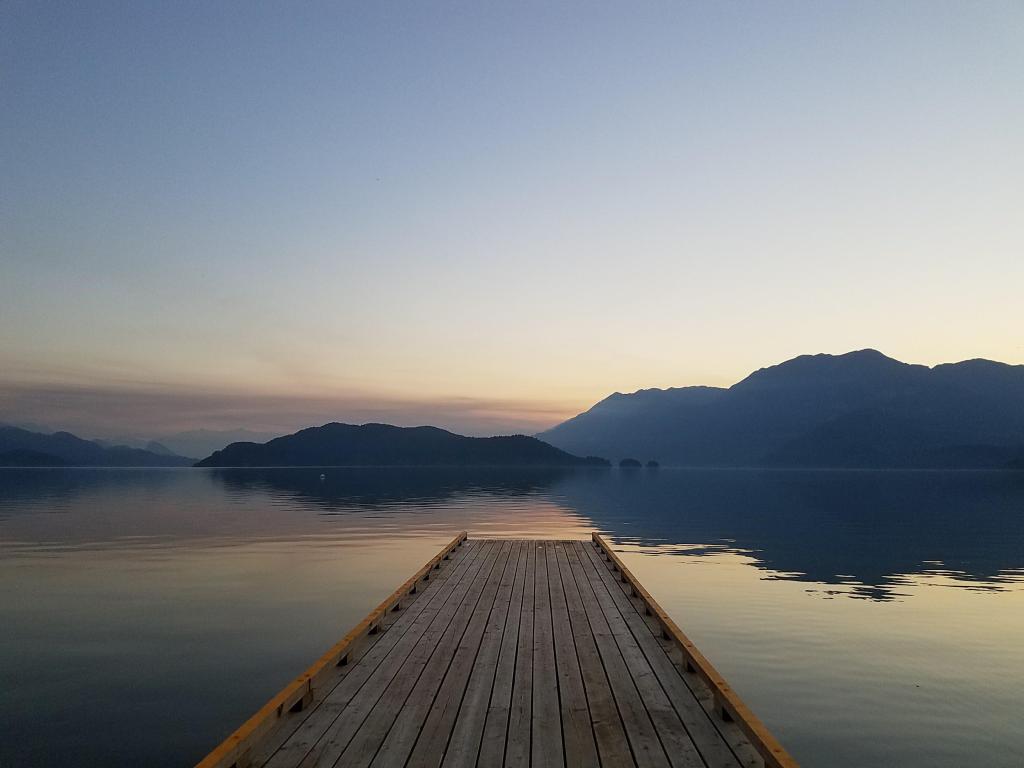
144;441;176;456
93;436;176;455
0;427;195;467
88;430;279;459
0;449;68;467
195;422;610;467
158;429;282;459
539;350;1024;468
0;421;54;435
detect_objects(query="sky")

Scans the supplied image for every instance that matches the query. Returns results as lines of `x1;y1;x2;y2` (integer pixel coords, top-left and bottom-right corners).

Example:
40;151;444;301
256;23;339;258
2;1;1023;438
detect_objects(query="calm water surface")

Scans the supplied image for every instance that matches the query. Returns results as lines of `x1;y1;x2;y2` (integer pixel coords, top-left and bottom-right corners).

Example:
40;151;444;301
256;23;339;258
1;467;1023;767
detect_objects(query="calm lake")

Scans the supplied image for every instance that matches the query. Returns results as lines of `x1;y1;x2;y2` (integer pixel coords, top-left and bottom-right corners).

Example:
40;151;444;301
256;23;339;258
1;467;1022;767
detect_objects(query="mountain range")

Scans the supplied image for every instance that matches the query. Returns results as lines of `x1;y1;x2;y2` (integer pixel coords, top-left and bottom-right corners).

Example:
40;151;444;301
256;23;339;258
6;350;1024;470
195;422;610;467
67;429;281;460
155;429;282;459
539;349;1024;468
0;423;282;461
0;426;195;467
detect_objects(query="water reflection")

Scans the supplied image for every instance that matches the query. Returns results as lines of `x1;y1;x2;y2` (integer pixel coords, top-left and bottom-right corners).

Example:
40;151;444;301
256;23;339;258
547;468;1024;601
209;466;1024;601
1;467;1023;768
211;466;579;509
0;467;193;514
4;467;1022;601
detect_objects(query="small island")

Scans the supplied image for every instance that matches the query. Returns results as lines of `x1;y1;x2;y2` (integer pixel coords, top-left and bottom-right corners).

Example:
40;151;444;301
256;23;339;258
619;457;642;468
646;460;660;468
195;422;611;468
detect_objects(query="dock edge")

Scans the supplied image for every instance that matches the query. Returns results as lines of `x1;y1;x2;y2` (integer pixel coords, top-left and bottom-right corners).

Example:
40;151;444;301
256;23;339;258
195;531;469;768
591;532;800;768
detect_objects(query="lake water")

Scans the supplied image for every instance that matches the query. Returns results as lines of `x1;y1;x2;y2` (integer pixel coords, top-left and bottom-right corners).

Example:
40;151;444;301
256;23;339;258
1;467;1022;767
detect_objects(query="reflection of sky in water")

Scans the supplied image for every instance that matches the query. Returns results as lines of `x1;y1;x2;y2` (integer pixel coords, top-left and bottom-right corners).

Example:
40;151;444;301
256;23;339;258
1;467;1023;767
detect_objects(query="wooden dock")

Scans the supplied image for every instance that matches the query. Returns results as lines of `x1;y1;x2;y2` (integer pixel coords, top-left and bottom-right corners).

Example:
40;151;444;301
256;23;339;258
198;534;797;768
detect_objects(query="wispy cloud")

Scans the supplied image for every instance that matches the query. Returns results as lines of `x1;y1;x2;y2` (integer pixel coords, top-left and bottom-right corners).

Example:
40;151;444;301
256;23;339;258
0;381;577;440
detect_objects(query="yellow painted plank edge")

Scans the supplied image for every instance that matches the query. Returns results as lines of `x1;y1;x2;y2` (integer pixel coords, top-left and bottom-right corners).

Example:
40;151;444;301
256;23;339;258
195;531;469;768
591;532;799;768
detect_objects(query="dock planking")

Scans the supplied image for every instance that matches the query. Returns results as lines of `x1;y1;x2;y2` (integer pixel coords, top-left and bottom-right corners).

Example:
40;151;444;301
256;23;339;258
198;536;798;768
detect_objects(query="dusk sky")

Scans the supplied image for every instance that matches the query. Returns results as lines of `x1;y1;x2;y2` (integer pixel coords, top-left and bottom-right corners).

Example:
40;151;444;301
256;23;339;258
2;1;1022;438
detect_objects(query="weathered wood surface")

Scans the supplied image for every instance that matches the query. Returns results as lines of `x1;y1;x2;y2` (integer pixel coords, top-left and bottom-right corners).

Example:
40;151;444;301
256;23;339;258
590;535;798;768
198;537;797;768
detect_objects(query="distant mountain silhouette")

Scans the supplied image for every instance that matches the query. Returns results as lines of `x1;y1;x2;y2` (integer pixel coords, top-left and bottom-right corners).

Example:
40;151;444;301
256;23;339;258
0;449;68;467
195;422;611;467
0;420;54;435
86;429;280;459
144;440;176;456
157;428;282;459
539;349;1024;468
0;426;194;467
94;436;178;457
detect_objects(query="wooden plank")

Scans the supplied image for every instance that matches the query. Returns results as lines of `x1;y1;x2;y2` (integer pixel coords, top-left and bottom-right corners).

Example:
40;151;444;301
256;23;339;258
196;531;468;768
504;538;536;768
583;543;760;767
573;541;705;768
377;540;516;768
671;662;762;768
592;534;799;768
578;541;736;768
250;540;475;767
333;541;508;768
531;542;564;768
199;536;796;768
564;542;670;768
261;538;486;768
477;537;530;767
545;541;599;768
554;543;634;768
293;541;500;768
585;544;761;765
439;541;524;768
580;540;755;767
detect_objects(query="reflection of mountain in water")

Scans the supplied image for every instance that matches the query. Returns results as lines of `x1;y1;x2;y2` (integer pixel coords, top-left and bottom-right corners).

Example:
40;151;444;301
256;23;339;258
0;468;192;518
210;466;580;511
217;466;1024;601
549;468;1024;601
4;467;1022;601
